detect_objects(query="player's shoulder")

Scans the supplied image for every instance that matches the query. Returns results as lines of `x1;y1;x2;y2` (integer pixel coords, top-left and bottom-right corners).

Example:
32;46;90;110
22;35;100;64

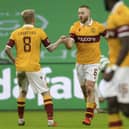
119;3;129;12
34;27;45;32
34;27;47;37
11;27;22;35
113;3;129;16
93;20;103;26
92;20;105;29
112;3;129;25
71;21;80;28
69;21;80;31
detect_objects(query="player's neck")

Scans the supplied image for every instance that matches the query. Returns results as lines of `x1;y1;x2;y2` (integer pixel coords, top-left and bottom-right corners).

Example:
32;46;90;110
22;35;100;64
80;17;93;26
23;24;34;28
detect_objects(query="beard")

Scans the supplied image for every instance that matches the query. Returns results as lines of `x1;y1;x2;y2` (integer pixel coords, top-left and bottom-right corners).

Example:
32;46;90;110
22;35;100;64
79;17;89;24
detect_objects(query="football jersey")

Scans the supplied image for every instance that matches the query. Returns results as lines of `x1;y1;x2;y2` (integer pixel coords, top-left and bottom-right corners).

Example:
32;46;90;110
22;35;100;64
106;2;129;67
6;25;51;72
69;20;105;64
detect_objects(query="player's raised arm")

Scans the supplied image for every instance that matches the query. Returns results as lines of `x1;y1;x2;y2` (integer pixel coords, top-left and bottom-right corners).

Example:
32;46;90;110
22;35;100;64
61;35;74;49
46;37;64;52
41;35;74;52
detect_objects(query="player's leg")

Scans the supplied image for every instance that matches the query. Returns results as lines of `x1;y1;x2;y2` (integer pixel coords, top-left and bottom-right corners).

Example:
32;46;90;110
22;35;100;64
102;68;124;129
76;64;93;125
41;91;57;126
119;103;129;118
80;85;87;99
17;71;29;126
80;84;96;123
95;82;106;113
82;80;96;125
117;68;129;118
118;84;129;119
26;71;56;126
82;64;99;125
107;97;123;129
76;64;98;125
80;84;95;125
94;83;100;112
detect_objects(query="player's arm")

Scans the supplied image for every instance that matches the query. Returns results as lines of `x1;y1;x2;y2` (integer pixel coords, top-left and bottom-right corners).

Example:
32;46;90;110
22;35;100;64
42;37;63;52
62;36;74;49
46;34;75;51
104;36;129;81
46;37;63;52
112;24;129;66
62;23;76;49
4;39;15;64
104;25;129;81
60;33;75;49
40;29;64;52
116;36;129;66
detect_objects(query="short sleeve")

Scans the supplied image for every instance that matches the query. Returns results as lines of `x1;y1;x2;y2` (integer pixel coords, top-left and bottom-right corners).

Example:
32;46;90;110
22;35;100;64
6;31;16;47
99;24;106;36
39;28;48;40
69;23;77;41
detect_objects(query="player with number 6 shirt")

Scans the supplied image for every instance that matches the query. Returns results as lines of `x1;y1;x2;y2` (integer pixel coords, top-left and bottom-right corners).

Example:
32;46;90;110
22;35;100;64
61;5;106;125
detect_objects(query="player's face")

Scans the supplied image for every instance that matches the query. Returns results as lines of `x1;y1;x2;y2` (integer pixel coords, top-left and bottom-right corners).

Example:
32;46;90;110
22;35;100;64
78;7;90;24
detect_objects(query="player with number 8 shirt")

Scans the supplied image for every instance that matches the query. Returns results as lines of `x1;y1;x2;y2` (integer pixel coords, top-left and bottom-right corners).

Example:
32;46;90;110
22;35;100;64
4;9;63;127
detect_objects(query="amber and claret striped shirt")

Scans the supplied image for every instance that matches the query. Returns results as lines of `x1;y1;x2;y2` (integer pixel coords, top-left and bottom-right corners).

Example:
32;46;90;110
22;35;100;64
6;25;51;72
106;1;129;67
69;20;106;64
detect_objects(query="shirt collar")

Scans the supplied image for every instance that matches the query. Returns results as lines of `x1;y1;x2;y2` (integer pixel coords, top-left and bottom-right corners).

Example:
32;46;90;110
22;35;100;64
80;18;93;26
111;1;123;13
23;24;34;28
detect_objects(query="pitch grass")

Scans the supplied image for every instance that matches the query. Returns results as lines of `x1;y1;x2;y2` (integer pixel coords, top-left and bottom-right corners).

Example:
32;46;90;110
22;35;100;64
0;110;129;129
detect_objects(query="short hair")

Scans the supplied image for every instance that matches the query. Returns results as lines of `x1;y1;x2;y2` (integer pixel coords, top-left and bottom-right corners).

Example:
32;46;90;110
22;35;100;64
79;5;90;9
21;9;35;23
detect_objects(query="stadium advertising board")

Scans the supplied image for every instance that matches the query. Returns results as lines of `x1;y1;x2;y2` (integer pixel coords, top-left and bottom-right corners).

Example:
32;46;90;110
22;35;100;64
0;64;86;110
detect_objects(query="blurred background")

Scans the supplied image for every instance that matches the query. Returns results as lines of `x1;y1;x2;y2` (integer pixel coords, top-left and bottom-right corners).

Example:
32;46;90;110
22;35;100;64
0;0;129;110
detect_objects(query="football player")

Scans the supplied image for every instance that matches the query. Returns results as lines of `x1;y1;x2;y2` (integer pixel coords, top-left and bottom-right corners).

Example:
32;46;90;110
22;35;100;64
5;9;63;127
103;0;129;129
61;5;106;125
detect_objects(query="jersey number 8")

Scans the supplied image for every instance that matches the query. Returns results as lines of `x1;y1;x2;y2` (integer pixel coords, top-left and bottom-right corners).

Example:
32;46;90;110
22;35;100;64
23;36;31;52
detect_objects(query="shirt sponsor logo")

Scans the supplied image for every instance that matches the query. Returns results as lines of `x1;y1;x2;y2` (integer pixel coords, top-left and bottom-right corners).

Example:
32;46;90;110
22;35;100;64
76;36;100;43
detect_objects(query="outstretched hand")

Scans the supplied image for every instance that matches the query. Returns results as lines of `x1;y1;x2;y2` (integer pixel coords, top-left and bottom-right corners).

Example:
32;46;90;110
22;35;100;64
58;35;73;49
59;35;69;43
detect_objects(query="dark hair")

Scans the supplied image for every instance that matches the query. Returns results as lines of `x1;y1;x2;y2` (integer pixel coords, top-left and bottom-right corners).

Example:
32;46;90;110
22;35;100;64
79;5;90;9
104;0;120;11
